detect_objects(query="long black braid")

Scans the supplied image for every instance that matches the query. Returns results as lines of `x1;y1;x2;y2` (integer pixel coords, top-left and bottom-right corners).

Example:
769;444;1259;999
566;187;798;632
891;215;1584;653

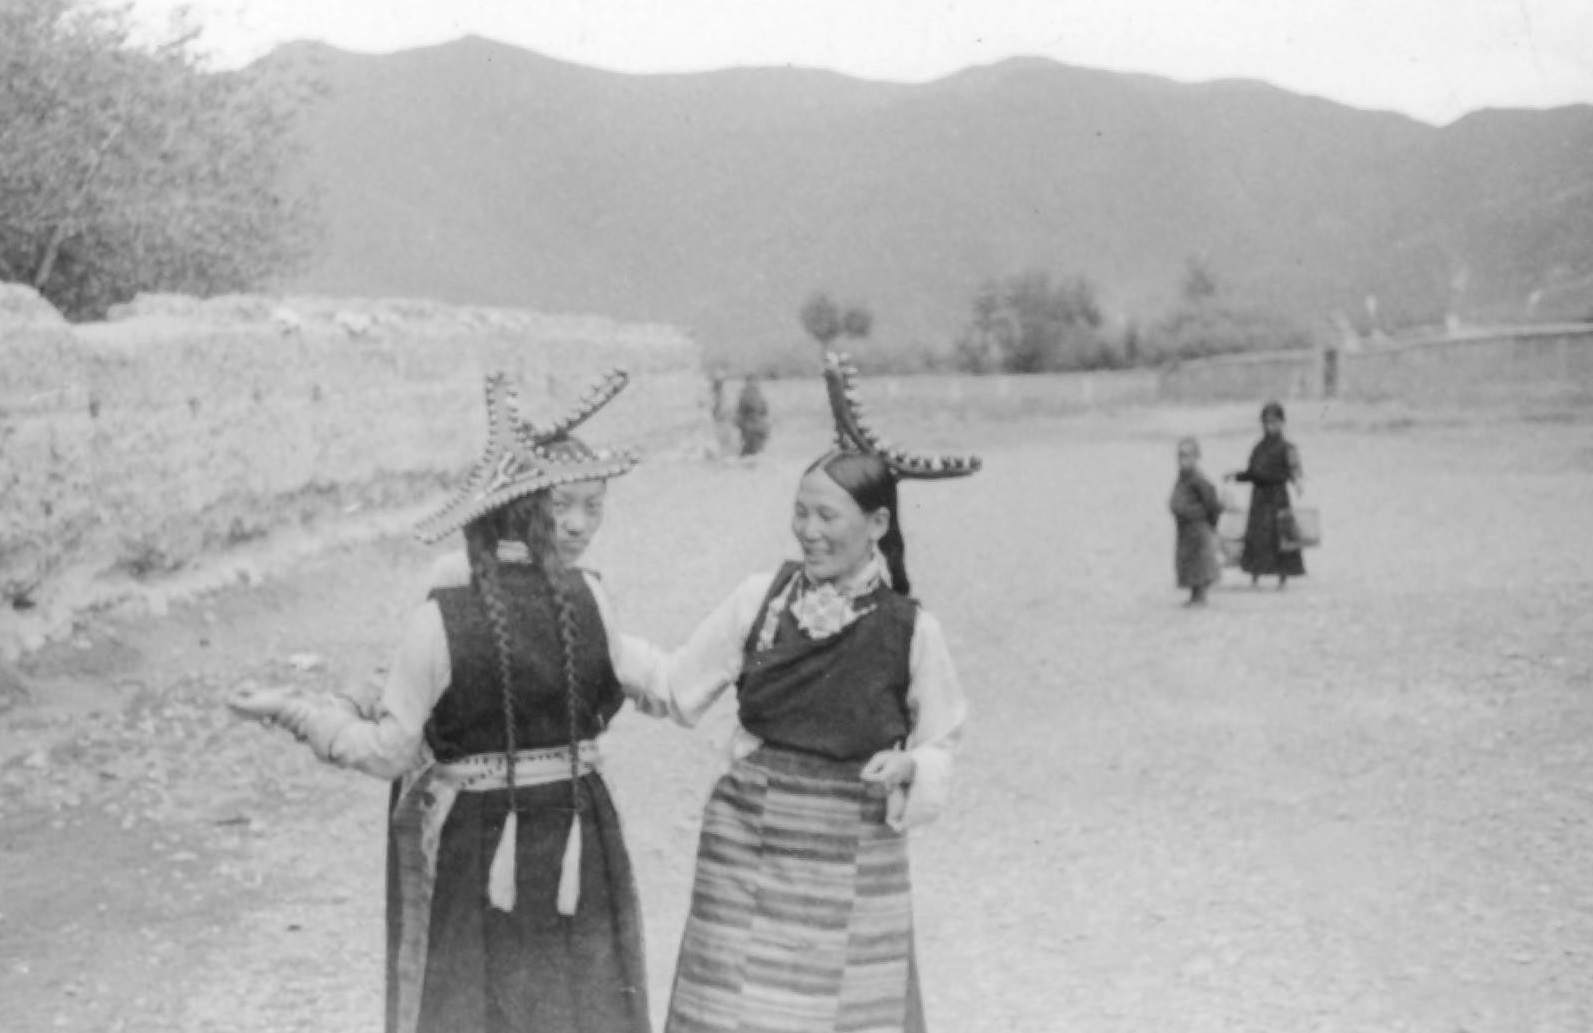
524;506;588;822
465;494;589;833
465;515;522;813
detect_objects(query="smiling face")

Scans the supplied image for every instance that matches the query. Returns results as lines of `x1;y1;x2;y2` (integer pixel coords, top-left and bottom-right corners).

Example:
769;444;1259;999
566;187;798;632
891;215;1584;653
545;480;607;566
791;467;889;586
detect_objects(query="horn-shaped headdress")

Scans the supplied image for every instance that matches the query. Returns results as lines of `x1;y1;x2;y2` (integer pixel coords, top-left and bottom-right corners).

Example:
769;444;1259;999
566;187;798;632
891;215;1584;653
415;369;639;544
821;349;980;479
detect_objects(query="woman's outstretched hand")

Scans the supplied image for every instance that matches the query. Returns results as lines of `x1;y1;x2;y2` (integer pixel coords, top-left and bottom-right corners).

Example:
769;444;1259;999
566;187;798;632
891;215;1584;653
226;685;300;728
226;686;346;761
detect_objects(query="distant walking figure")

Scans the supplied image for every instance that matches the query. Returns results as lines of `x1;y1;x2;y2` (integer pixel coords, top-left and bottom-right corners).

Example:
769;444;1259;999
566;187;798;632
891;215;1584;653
708;366;740;457
1169;436;1222;605
709;368;727;422
734;374;770;457
1226;400;1305;589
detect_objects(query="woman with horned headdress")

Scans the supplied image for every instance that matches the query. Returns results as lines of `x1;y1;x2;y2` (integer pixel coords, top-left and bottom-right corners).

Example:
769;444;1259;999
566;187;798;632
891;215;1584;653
618;348;976;1033
229;370;655;1033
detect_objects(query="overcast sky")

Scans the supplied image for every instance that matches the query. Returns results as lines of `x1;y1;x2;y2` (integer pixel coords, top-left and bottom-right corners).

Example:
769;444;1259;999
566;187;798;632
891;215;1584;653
127;0;1593;125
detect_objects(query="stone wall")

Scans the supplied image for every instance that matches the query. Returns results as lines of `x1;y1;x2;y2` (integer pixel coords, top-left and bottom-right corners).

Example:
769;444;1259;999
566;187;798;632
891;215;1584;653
0;290;707;607
1154;326;1593;405
760;369;1162;429
1337;325;1593;403
1158;348;1322;404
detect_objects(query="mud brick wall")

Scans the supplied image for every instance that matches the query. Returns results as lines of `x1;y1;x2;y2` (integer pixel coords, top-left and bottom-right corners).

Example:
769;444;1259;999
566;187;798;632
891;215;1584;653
1337;326;1593;403
1157;348;1323;403
760;369;1161;437
0;291;708;600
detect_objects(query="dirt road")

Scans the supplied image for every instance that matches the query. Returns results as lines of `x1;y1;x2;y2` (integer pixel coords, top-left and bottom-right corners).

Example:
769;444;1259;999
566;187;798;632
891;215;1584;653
3;399;1590;1032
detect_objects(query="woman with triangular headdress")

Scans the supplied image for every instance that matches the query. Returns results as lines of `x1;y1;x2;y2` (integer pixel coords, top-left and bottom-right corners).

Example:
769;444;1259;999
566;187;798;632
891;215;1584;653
618;348;977;1033
229;371;656;1033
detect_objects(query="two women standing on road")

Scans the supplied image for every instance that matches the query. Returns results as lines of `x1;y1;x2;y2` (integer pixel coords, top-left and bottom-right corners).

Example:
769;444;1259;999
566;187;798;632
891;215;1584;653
230;354;976;1033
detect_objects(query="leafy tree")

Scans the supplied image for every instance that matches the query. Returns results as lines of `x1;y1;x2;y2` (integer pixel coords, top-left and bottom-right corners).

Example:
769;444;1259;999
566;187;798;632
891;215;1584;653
954;270;1105;373
1181;255;1219;304
1147;259;1318;363
0;0;320;319
1143;302;1317;363
953;280;1006;373
800;292;841;343
839;304;872;339
800;290;872;348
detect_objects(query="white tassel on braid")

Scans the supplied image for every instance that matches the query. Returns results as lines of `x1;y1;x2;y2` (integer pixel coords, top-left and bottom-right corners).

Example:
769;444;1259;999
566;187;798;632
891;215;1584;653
393;744;600;917
488;810;519;912
484;784;583;915
557;812;583;916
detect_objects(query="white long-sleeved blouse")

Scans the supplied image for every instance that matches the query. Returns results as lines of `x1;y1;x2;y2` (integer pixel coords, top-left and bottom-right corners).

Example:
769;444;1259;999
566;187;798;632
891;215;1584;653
313;553;967;834
310;555;640;780
611;565;968;832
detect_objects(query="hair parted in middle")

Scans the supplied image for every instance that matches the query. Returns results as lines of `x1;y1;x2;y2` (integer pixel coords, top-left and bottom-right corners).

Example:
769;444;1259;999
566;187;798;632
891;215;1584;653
805;450;912;597
805;341;983;598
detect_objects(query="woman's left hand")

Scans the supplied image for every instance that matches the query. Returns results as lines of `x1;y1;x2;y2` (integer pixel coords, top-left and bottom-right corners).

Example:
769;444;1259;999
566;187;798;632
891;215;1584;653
226;685;298;727
227;686;346;761
860;749;916;796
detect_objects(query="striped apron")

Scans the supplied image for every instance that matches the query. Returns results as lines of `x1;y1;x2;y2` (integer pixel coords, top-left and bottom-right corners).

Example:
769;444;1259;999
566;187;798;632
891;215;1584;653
665;744;925;1033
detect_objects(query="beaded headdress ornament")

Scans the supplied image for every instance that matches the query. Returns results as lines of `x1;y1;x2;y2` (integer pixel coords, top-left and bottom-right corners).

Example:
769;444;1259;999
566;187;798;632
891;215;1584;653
819;349;981;479
414;369;639;544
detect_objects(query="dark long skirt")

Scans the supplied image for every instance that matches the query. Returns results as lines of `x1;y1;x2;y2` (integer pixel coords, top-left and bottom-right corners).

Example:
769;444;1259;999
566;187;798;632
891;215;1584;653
385;772;649;1033
1174;518;1221;588
1240;483;1306;577
666;745;925;1033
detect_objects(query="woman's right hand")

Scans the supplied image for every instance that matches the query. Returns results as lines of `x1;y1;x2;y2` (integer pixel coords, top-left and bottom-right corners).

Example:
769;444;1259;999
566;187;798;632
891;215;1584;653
860;749;916;795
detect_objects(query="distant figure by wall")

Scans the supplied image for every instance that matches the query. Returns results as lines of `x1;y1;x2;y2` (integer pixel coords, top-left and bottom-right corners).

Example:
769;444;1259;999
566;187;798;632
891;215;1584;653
709;367;727;423
734;374;770;457
707;365;740;458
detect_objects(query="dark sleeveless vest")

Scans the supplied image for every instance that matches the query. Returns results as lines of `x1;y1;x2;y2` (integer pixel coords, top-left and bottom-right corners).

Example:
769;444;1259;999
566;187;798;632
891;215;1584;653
425;565;621;762
736;561;916;762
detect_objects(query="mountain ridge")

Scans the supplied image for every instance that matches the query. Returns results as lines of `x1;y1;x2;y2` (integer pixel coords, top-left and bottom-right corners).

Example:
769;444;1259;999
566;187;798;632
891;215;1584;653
271;37;1593;364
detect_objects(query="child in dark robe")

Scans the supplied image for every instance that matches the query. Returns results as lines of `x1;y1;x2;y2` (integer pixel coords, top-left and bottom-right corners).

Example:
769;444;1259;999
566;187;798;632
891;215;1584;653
1169;436;1223;606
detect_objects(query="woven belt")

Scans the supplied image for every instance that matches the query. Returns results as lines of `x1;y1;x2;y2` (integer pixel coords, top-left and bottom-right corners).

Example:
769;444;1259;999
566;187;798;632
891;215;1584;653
396;741;601;915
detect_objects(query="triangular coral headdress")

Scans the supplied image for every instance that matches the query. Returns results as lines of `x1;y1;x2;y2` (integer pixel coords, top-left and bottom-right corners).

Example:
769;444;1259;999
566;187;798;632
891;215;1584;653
820;349;981;479
415;369;639;544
